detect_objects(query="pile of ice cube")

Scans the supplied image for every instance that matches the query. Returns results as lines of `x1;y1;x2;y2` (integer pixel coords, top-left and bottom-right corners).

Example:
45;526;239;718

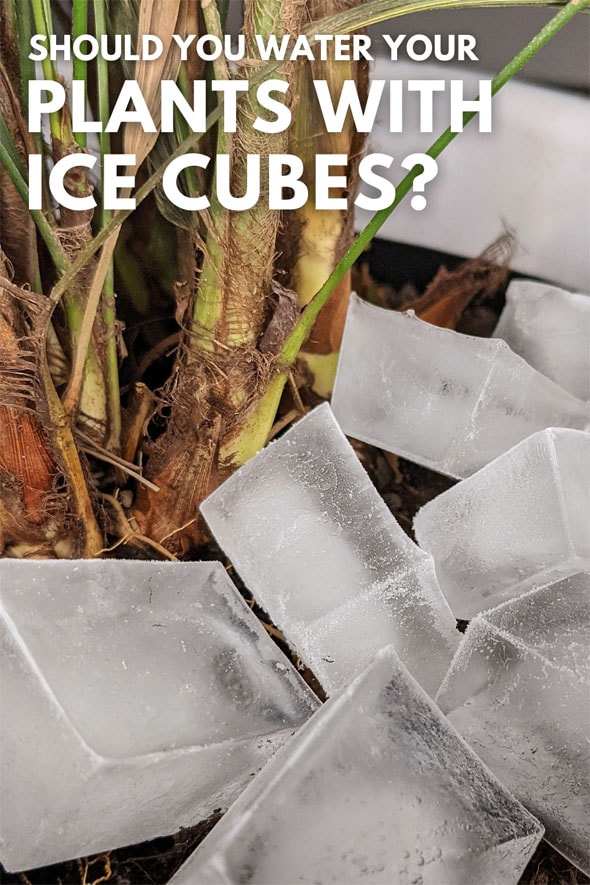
0;560;320;870
1;279;588;882
331;287;589;479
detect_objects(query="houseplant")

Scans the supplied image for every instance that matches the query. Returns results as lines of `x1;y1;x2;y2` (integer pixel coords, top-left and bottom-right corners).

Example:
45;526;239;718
0;0;587;881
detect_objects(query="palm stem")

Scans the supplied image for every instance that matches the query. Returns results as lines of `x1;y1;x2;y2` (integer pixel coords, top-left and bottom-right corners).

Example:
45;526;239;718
30;0;68;143
93;0;121;450
72;0;88;147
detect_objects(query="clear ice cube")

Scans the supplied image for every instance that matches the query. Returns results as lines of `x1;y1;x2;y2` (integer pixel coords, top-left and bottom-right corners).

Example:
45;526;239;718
494;280;590;401
437;573;590;874
331;294;589;479
0;560;319;871
170;645;543;885
200;403;459;698
413;428;590;618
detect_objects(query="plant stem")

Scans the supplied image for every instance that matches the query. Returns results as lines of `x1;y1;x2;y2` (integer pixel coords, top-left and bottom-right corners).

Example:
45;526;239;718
61;232;117;422
285;0;368;396
302;0;587;32
191;0;232;344
31;0;65;143
40;356;104;556
72;0;88;147
12;0;37;123
93;0;121;450
0;139;69;274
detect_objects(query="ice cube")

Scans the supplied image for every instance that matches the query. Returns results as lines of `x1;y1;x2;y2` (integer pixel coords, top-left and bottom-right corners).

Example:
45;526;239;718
201;403;459;698
331;294;589;479
413;428;590;618
0;559;319;871
494;280;590;401
437;573;590;875
170;645;543;885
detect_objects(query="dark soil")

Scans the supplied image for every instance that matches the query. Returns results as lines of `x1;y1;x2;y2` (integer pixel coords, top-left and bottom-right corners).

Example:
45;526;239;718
2;824;586;885
0;817;221;885
2;240;586;885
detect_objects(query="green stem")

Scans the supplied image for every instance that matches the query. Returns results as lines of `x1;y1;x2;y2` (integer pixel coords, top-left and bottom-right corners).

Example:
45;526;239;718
31;0;63;143
93;0;111;192
102;277;121;449
217;0;231;29
0;139;68;275
61;232;115;429
85;0;120;449
190;0;232;344
72;0;88;147
198;0;290;354
31;0;55;85
0;116;26;175
300;0;586;32
12;0;37;123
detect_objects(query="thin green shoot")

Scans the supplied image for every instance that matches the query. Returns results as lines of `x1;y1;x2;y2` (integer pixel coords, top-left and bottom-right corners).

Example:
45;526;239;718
72;0;88;147
94;0;121;449
217;0;231;29
31;0;64;142
0;117;27;176
12;0;37;120
93;0;112;226
191;0;234;343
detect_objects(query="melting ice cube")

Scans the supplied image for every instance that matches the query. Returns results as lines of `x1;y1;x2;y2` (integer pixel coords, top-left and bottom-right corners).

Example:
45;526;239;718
0;559;318;871
331;294;589;479
413;427;590;618
494;280;590;401
437;572;590;875
170;645;543;885
201;403;459;698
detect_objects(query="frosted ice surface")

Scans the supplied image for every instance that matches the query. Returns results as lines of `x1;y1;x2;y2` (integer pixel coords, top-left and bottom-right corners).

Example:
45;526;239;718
201;403;459;698
171;646;543;885
437;573;590;874
413;428;590;618
331;294;589;479
0;560;319;871
494;280;590;401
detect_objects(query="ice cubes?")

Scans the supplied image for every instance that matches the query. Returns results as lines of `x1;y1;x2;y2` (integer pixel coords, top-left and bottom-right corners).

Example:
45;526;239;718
437;573;590;874
201;403;459;698
171;646;543;885
494;280;590;401
413;427;590;618
0;559;319;871
331;294;589;479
